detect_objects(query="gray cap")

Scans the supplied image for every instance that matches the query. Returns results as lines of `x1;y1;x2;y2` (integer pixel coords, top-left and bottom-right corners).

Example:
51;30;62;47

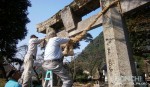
30;34;38;38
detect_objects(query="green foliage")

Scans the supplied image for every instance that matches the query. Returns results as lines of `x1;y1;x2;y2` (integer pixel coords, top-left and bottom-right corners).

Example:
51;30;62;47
74;69;89;82
75;74;88;82
73;33;93;49
82;33;93;42
71;32;105;79
133;55;145;75
125;5;150;57
0;0;31;59
125;5;150;74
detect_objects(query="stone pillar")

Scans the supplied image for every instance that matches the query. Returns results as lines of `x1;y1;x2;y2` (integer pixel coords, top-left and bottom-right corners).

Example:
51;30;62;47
61;6;81;32
101;0;136;87
46;26;54;34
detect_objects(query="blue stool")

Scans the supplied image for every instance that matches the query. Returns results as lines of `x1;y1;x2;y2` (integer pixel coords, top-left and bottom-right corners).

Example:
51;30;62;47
44;70;53;87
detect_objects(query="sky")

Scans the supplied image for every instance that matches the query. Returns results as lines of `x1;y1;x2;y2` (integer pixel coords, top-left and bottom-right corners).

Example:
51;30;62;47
17;0;103;58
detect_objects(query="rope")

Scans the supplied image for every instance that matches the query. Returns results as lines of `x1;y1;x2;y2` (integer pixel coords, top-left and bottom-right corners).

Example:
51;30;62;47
117;0;123;16
63;0;120;56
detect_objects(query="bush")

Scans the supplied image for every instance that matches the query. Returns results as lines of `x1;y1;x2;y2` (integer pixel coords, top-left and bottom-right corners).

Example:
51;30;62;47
75;74;89;83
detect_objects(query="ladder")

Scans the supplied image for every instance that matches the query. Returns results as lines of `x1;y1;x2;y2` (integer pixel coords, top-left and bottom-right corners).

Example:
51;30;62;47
43;70;53;87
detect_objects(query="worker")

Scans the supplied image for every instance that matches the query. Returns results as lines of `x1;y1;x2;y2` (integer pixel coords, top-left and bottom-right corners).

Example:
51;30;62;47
5;70;22;87
21;35;45;87
42;30;73;87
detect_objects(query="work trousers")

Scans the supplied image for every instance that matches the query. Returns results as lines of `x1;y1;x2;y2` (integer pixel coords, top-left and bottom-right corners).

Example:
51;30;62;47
42;59;73;87
21;54;34;87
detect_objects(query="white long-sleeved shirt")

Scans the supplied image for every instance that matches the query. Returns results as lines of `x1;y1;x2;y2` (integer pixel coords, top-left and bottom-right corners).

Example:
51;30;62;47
44;37;70;60
26;38;44;56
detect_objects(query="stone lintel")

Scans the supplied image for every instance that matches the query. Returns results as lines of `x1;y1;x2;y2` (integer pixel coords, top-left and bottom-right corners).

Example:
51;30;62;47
57;30;69;38
46;27;54;34
121;0;150;13
69;14;102;37
68;0;150;37
36;12;61;33
37;24;46;34
36;0;149;35
36;0;99;33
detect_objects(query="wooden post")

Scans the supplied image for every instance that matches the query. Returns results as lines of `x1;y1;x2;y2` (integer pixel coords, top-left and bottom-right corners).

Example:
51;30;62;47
101;0;136;87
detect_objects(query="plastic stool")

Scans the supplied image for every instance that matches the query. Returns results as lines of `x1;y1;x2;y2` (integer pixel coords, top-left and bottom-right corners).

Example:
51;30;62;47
44;70;53;87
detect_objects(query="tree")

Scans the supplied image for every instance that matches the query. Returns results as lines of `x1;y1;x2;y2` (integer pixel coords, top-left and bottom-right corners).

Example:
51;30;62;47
126;5;150;57
0;0;31;79
16;44;28;60
73;33;93;49
69;32;105;82
0;0;31;59
125;5;150;75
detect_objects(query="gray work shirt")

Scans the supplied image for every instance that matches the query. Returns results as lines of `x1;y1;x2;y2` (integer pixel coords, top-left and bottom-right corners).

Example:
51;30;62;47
44;37;69;60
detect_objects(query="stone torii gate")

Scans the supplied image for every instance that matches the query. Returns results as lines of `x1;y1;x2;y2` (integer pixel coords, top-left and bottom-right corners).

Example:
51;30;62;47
36;0;150;87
